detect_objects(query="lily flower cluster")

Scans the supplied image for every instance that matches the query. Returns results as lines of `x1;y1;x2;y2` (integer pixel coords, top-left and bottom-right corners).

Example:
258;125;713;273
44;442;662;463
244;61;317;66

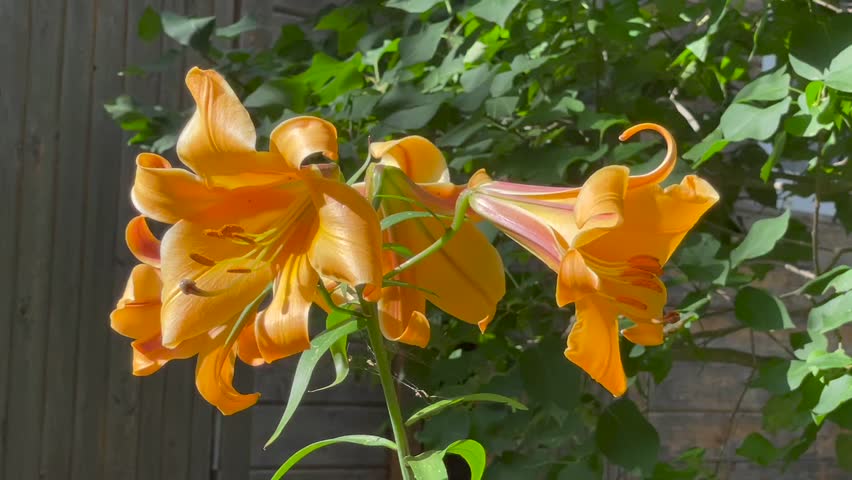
111;68;719;415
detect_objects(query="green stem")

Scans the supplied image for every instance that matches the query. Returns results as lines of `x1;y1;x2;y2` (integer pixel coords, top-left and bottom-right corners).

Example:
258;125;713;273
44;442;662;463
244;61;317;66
363;302;413;480
383;190;472;281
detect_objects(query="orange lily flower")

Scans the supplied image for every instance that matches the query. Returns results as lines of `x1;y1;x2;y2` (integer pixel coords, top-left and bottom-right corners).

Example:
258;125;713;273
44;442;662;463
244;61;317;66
113;216;264;414
363;136;506;347
117;67;383;414
466;124;719;396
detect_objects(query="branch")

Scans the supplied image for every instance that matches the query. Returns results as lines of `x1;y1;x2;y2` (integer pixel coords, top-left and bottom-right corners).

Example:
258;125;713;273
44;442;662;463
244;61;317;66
671;345;775;367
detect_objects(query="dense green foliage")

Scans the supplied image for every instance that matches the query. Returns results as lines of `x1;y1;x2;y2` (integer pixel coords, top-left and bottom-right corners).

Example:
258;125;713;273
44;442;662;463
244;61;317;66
109;1;852;478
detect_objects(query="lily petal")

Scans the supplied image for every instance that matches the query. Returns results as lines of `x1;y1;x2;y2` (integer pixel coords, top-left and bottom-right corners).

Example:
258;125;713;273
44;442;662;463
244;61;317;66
178;68;285;183
132;153;226;224
237;317;266;366
111;264;162;340
556;249;600;307
255;251;318;362
378;251;430;347
159;221;274;347
565;296;626;397
621;322;664;346
131;333;206;376
572;165;629;248
126;216;161;267
196;339;260;415
369;136;451;184
582;175;719;265
270;116;339;170
304;172;383;302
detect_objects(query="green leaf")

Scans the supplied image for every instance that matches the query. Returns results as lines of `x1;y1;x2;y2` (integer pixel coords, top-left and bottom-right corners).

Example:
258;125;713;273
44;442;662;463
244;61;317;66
719;97;791;142
807;291;852;334
312;310;353;392
751;359;792;394
805;348;852;370
736;433;779;466
682;129;727;167
485;96;518;119
271;435;397;480
265;320;359;448
596;398;660;473
837;434;852;472
445;439;486;480
215;15;257;39
384;102;444;130
813;375;852;415
466;0;521;27
729;210;790;267
735;69;791;103
760;131;786;182
556;460;600;480
407;439;487;480
405;393;527;426
824;269;852;293
825;45;852;92
734;286;793;331
520;337;581;410
381;211;442;230
160;12;216;51
797;265;850;295
786;360;809;390
385;0;443;13
138;7;162;42
399;19;450;66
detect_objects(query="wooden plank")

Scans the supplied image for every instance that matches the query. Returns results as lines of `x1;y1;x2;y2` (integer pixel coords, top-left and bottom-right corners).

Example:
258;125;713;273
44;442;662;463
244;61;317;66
69;0;130;478
188;391;215;480
3;0;65;477
216;361;256;480
160;362;196;480
102;0;170;477
251;405;389;469
250;468;388;480
239;0;273;49
135;374;167;480
0;0;31;473
37;0;97;476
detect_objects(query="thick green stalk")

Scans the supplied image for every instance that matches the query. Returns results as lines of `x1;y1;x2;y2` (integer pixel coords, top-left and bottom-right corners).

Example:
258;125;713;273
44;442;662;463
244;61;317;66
364;303;413;480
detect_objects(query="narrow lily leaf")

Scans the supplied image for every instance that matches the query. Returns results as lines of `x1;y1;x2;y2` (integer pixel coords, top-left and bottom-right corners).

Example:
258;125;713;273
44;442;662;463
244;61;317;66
407;439;487;480
271;435;397;480
383;242;414;258
406;393;527;426
381;211;444;231
311;310;353;392
382;279;438;297
265;320;359;448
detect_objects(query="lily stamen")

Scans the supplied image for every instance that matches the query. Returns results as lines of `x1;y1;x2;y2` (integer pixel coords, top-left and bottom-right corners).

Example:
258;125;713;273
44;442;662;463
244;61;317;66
178;279;224;297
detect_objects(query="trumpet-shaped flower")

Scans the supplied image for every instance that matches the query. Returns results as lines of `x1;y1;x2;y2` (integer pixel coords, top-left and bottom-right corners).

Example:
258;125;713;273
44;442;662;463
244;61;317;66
115;67;383;414
364;136;506;347
466;124;719;396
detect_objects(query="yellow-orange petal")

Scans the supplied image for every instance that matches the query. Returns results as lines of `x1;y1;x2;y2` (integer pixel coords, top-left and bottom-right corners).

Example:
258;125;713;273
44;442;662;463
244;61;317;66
177;68;287;183
111;264;162;340
582;174;719;265
303;172;383;301
600;274;666;322
565;295;627;397
555;249;600;307
572;165;628;248
369;136;450;184
620;123;677;189
621;322;664;346
159;221;274;347
255;251;318;362
126;216;161;267
270;116;339;170
131;333;206;376
378;265;430;348
237;317;266;366
195;340;260;415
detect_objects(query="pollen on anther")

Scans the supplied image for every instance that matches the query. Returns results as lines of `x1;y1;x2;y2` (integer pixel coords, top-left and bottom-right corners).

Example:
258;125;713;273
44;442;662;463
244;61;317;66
226;268;252;274
630;278;664;293
189;253;217;266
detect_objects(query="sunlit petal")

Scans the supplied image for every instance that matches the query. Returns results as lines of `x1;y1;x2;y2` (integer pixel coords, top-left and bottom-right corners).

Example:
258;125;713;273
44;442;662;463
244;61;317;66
369;136;450;184
621;322;664;346
256;250;318;362
572;165;628;248
304;172;383;301
126;216;161;267
556;249;600;307
111;264;162;340
237;317;266;366
131;333;207;376
565;296;626;396
159;221;274;347
270;116;339;170
195;339;260;415
378;280;430;348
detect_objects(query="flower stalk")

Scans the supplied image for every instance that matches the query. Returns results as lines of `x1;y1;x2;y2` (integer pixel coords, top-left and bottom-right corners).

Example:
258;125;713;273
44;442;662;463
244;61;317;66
363;300;414;480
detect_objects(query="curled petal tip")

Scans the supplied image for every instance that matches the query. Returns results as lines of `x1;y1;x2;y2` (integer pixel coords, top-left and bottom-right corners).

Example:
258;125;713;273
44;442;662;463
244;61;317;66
477;314;493;333
468;169;492;188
